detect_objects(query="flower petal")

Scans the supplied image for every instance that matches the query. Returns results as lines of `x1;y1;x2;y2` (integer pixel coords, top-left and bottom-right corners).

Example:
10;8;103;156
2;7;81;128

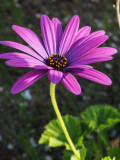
65;30;106;57
85;30;105;41
40;15;56;55
0;52;47;68
73;56;113;65
52;18;63;53
11;70;47;94
61;73;81;95
68;46;116;65
0;52;41;60
5;59;45;68
34;65;53;70
12;25;48;59
79;47;118;59
67;35;109;64
72;69;112;85
48;70;63;84
0;41;43;61
59;15;80;55
74;26;91;43
65;64;93;70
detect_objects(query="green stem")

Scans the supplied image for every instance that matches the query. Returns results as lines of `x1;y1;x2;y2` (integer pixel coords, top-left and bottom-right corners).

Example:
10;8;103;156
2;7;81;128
50;83;80;160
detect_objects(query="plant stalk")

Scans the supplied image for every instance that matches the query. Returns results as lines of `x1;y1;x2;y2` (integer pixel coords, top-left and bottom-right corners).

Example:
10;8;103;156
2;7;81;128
50;83;80;160
116;0;120;28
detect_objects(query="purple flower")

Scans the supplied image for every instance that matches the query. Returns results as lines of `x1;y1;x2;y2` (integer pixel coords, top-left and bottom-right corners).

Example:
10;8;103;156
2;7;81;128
0;15;117;95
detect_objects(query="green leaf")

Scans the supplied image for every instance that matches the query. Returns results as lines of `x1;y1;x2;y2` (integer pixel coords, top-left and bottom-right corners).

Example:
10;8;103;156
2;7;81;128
48;137;69;149
39;115;82;149
63;150;73;160
109;147;120;160
79;145;87;160
70;150;81;160
84;140;94;160
102;156;116;160
98;130;110;146
81;105;120;132
63;145;87;160
71;154;78;160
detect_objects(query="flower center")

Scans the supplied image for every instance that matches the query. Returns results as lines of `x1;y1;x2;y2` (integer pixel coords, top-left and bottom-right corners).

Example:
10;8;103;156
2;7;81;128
46;54;67;71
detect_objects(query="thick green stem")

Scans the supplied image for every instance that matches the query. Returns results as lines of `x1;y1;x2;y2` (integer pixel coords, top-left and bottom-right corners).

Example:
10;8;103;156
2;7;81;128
50;83;80;160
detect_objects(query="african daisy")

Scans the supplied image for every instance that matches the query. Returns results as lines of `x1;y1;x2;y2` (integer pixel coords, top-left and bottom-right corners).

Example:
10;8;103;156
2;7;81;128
0;15;117;94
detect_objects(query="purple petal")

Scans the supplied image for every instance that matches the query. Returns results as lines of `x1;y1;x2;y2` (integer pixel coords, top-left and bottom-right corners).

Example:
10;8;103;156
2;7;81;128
80;47;118;59
65;64;93;70
34;65;53;70
59;15;80;55
74;56;113;65
40;15;56;55
72;69;112;85
0;52;42;60
69;47;117;65
12;25;48;59
11;70;47;94
0;52;46;68
52;18;63;53
85;30;105;41
74;26;91;43
67;35;109;63
65;30;106;57
61;73;81;95
48;70;63;84
0;41;43;61
5;59;45;68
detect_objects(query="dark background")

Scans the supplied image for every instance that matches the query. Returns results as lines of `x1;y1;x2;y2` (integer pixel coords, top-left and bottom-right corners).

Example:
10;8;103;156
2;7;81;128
0;0;119;159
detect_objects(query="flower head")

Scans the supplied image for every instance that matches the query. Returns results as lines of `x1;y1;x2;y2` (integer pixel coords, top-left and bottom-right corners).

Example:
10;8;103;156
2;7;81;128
0;15;117;95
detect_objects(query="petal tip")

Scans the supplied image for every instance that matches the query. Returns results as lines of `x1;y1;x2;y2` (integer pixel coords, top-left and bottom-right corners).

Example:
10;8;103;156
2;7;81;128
107;79;112;85
0;41;5;45
85;26;91;32
12;25;18;29
114;48;118;54
5;61;10;66
73;15;80;21
104;76;112;86
105;35;109;39
75;90;81;95
12;24;16;28
41;14;48;19
10;88;17;94
73;15;79;18
0;54;3;58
